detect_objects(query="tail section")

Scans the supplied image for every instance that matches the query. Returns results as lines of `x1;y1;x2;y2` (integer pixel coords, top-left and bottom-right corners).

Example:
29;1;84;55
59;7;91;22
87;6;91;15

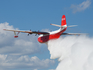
61;15;67;26
51;15;77;28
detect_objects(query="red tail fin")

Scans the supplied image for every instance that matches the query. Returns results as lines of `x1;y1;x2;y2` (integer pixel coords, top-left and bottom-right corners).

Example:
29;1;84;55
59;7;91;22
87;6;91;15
61;15;67;26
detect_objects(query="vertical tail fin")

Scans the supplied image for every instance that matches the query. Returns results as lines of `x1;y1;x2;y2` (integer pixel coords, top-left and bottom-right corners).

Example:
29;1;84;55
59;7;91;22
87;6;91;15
61;15;67;26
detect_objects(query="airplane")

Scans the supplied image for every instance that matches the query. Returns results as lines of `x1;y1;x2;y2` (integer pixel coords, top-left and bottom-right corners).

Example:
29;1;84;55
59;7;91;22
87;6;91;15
3;15;84;43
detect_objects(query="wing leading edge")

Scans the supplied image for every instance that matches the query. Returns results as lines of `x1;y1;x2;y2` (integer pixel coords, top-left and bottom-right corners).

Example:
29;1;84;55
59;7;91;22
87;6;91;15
3;29;49;35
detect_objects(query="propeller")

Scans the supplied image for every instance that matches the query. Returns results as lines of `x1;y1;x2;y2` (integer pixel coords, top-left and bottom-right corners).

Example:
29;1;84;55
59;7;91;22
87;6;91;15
35;34;37;36
35;30;39;36
28;34;29;36
50;30;52;32
28;29;32;36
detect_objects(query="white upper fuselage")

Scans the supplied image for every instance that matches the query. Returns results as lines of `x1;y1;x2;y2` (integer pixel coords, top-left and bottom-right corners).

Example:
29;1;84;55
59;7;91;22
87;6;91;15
38;25;67;37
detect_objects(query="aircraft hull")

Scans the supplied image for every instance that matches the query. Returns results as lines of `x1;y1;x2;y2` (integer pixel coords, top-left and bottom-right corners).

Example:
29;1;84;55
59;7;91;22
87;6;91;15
38;28;67;43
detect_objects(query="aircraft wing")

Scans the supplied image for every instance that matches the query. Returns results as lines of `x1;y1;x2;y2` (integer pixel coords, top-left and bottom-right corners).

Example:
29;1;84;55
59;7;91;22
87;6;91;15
61;33;87;35
3;29;49;35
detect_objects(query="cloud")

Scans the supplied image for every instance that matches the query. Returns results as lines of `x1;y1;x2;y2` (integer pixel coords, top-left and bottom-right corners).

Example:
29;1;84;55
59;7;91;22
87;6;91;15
34;69;38;70
47;35;93;70
0;22;40;55
0;22;55;70
70;0;91;13
0;54;55;70
49;69;55;70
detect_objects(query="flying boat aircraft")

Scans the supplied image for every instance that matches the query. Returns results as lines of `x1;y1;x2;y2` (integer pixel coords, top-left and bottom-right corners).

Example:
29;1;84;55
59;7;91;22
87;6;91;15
3;15;84;43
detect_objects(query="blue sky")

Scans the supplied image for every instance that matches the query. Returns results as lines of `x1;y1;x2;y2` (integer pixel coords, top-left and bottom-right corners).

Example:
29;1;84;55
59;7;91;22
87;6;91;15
0;0;93;70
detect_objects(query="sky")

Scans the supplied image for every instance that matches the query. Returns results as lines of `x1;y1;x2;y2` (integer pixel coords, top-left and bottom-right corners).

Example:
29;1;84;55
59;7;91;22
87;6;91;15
0;0;93;70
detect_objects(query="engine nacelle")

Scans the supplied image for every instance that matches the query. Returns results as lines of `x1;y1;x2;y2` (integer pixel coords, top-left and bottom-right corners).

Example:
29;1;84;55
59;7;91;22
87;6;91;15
14;36;18;38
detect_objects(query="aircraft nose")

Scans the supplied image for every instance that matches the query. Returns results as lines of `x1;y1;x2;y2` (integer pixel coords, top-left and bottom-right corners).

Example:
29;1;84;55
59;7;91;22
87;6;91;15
38;37;43;43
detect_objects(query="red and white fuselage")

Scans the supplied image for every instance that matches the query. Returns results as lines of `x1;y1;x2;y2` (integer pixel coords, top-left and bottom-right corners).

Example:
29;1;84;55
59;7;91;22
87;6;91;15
38;15;67;43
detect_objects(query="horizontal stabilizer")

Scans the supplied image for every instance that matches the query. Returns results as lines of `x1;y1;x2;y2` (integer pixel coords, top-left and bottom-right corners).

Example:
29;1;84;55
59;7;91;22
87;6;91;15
50;24;61;27
50;24;77;28
67;25;78;27
50;24;67;28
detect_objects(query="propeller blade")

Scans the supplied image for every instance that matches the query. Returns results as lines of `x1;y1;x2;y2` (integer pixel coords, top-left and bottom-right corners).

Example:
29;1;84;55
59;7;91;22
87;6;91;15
35;34;37;36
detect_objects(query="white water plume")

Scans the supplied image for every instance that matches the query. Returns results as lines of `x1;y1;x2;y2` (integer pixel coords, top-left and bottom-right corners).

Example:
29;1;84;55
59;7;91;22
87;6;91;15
47;35;93;70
